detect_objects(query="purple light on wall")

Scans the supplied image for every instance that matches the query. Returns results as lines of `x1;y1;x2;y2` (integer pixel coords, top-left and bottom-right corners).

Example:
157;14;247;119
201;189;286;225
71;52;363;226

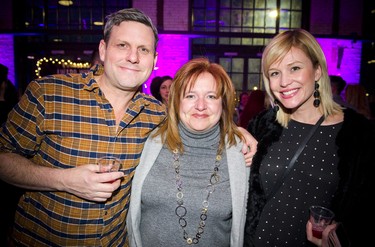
317;38;361;85
0;34;15;86
2;32;360;96
143;34;191;95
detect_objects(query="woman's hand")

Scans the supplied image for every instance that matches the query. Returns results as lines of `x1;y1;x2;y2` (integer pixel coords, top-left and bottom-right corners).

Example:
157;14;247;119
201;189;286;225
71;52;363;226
306;220;338;247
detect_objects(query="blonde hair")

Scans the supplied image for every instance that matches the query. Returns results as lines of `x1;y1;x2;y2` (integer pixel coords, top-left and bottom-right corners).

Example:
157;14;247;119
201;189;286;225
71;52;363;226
261;29;342;127
153;57;244;154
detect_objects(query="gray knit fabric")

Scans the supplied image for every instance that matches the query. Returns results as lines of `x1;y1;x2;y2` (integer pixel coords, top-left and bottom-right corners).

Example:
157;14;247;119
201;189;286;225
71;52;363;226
140;123;231;246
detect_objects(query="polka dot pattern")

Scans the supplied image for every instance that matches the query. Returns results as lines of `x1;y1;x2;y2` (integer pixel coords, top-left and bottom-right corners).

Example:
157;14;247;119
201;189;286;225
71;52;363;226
253;120;342;246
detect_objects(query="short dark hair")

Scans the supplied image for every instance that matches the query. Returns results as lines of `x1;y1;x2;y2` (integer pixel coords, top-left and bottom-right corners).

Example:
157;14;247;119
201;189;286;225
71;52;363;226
330;75;346;94
150;76;162;101
150;75;172;102
103;8;159;53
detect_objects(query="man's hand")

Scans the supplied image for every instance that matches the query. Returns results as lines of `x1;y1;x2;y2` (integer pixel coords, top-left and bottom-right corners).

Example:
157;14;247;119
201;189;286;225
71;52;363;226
60;164;125;202
238;126;258;166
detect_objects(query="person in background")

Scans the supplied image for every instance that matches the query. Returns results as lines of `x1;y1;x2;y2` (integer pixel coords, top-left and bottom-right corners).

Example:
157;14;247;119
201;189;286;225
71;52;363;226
0;9;257;247
238;92;249;114
345;84;371;119
244;29;373;247
0;63;21;246
127;57;250;247
329;75;355;109
150;75;173;105
150;76;161;98
0;63;18;125
234;91;249;124
90;49;103;67
238;89;267;129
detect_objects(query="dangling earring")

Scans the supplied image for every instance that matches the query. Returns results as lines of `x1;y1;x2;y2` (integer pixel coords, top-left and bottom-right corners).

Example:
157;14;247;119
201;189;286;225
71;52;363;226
273;99;280;112
313;81;321;107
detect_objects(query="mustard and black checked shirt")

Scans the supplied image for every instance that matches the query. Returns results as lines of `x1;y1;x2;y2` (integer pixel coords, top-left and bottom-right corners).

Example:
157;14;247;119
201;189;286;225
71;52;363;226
0;65;166;246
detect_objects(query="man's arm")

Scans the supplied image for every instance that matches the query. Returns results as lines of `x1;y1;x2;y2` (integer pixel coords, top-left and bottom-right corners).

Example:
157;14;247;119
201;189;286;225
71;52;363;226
0;152;124;202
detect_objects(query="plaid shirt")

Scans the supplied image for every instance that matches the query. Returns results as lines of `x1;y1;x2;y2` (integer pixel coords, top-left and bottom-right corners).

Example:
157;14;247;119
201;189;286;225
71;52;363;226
0;65;166;246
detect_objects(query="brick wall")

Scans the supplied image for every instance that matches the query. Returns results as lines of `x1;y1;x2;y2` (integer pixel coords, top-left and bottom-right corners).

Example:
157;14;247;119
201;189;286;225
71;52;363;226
339;0;363;36
133;0;158;26
164;0;189;31
310;0;334;34
318;38;362;84
0;35;15;87
133;0;190;94
310;0;363;36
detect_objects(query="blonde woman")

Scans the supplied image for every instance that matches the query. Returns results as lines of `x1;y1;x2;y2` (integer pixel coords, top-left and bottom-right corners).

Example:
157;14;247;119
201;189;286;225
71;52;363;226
244;29;374;247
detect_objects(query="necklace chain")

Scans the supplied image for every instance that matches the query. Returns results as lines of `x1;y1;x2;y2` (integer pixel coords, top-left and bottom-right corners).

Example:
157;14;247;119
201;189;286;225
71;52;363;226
172;149;222;245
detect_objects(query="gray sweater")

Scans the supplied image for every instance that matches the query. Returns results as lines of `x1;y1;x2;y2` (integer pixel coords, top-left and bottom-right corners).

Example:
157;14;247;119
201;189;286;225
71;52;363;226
127;124;250;246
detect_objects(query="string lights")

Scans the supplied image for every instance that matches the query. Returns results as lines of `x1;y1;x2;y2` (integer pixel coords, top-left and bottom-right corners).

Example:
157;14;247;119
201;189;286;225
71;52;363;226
35;57;90;78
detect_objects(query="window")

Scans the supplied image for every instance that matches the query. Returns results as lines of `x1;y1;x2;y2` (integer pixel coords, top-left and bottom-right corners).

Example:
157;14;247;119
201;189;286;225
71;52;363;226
191;0;303;94
192;0;302;44
18;0;131;31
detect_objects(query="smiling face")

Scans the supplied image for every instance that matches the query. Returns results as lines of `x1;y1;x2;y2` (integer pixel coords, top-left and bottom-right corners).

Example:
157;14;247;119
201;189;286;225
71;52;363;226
267;47;321;113
179;72;222;132
99;21;157;91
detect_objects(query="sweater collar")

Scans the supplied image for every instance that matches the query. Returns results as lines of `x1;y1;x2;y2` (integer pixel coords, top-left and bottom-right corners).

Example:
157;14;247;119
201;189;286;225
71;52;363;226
179;122;220;149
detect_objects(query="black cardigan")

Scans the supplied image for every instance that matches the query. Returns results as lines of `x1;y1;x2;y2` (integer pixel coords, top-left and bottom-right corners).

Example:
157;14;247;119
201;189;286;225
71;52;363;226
244;108;375;247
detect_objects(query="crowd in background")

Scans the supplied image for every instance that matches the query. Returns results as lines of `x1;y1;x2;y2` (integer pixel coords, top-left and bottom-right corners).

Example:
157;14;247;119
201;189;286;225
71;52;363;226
0;13;374;246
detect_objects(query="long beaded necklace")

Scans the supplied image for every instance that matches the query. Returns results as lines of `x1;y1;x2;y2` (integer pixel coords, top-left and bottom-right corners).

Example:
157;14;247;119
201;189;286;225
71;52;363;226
172;148;222;245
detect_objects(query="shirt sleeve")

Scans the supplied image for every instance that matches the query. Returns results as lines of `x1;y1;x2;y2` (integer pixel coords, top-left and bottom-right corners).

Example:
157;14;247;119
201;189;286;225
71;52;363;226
0;79;45;157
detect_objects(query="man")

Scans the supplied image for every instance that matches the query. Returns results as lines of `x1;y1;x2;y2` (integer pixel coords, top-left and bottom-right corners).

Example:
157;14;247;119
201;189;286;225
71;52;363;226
0;8;256;246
